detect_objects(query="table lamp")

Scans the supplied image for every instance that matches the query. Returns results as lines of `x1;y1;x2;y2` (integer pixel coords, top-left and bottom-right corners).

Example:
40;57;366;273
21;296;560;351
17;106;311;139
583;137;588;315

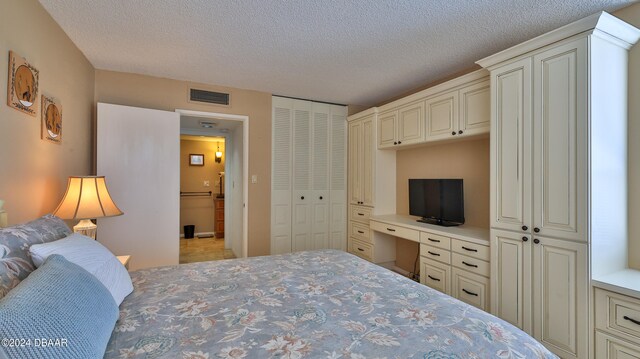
53;176;123;239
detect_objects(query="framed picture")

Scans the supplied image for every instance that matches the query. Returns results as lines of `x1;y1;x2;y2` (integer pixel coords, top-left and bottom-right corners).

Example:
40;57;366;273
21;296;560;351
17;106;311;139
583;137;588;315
190;154;204;166
41;95;62;144
7;51;39;116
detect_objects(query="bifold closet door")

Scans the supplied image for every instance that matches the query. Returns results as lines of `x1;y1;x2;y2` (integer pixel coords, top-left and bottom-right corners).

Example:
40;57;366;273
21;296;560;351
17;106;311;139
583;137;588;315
271;97;293;254
311;103;330;250
97;103;180;270
329;105;347;251
292;100;313;252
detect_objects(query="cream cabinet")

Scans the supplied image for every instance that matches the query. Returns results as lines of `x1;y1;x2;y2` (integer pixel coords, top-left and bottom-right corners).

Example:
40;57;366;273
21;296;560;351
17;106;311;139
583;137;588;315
348;114;374;207
595;288;640;358
479;12;640;359
377;101;424;149
425;91;458;141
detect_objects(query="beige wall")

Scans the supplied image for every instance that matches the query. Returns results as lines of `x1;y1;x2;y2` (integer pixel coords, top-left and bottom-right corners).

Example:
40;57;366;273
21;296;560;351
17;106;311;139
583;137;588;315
0;0;95;225
613;4;640;269
394;138;490;271
94;70;272;256
180;139;225;235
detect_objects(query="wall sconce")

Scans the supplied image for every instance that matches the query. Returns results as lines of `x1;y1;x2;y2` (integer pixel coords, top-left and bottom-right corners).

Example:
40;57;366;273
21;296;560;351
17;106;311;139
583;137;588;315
215;143;222;163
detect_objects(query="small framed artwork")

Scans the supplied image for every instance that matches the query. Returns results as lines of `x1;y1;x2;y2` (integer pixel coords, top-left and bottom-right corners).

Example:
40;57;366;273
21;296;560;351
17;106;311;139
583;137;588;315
190;154;204;166
7;51;39;116
41;95;62;144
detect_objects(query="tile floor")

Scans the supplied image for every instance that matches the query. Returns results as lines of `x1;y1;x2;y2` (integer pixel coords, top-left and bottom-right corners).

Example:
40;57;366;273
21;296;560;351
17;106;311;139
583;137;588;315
179;236;235;264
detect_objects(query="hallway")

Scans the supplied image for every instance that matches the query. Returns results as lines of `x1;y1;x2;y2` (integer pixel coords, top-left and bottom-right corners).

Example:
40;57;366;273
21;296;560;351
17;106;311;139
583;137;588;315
179;237;235;264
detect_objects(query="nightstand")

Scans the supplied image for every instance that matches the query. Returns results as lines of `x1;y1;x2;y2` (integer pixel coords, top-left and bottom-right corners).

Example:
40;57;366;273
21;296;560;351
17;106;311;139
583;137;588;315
117;255;131;270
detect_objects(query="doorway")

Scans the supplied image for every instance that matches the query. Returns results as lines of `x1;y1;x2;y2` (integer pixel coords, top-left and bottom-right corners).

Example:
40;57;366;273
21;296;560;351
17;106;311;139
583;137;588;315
177;109;249;261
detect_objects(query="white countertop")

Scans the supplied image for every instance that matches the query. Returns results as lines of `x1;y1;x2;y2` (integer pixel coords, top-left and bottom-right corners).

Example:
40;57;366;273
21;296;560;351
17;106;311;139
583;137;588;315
370;214;490;244
593;269;640;298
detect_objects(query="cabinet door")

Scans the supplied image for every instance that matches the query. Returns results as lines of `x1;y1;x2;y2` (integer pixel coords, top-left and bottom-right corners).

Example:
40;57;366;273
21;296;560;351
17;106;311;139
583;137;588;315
425;91;458;141
271;97;293;254
459;80;490;137
348;121;362;206
377;110;397;148
532;39;586;242
491;229;531;332
532;237;587;359
491;58;532;232
361;116;375;207
397;101;424;145
292;100;312;251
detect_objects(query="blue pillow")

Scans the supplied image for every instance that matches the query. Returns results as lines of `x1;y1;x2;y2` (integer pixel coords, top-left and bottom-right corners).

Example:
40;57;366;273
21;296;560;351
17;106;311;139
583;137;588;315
0;254;119;359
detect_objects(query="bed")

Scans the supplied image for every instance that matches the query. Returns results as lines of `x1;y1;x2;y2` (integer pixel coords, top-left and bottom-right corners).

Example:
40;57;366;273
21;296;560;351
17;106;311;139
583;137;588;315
104;249;556;358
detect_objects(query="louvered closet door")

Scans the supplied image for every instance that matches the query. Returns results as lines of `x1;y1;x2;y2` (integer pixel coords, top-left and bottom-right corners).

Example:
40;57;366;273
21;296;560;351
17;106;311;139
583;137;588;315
311;103;330;250
271;97;293;254
292;100;313;252
329;105;347;251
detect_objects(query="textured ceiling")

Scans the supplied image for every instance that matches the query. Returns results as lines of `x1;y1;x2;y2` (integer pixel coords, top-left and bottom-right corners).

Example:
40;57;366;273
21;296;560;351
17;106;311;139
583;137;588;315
39;0;636;106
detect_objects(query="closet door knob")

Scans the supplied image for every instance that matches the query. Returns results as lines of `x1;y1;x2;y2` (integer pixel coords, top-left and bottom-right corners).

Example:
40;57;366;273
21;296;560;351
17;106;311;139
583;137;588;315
533;238;540;244
522;225;528;231
301;196;305;200
393;141;397;145
451;131;456;136
458;130;463;134
522;236;528;242
534;227;540;233
319;196;323;200
398;141;402;144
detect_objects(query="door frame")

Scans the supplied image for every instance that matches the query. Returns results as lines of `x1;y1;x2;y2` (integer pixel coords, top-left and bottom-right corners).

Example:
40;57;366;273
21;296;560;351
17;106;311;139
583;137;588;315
176;109;249;258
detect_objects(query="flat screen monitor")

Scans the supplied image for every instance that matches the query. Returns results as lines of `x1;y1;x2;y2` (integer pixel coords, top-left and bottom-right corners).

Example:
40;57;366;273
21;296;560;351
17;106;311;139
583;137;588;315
408;179;464;226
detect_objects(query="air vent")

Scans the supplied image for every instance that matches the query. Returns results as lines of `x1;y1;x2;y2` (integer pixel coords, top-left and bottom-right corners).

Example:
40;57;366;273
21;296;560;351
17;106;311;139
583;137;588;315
190;88;230;106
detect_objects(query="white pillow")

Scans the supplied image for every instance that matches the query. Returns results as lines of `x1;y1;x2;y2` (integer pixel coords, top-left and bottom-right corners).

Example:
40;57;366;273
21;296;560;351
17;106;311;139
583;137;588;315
29;233;133;305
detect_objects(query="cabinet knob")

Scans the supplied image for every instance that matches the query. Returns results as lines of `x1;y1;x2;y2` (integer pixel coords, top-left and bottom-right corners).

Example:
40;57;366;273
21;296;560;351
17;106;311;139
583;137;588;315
522;236;528;242
319;196;323;200
533;238;540;244
458;130;463;134
301;196;305;200
398;141;402;144
393;141;397;145
534;227;540;233
451;131;456;136
522;225;528;231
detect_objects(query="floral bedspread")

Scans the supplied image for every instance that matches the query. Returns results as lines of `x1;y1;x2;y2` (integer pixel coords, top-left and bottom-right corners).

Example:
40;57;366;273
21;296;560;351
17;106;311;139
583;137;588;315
105;250;557;359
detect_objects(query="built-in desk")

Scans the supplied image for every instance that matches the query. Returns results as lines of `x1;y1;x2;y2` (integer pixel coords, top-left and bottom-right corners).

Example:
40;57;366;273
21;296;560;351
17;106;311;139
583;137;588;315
365;214;491;311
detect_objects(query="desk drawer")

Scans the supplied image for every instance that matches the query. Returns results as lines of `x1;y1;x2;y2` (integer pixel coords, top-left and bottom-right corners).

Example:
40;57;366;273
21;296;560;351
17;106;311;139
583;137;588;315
420;244;451;265
349;221;370;242
451;252;489;277
596;331;640;359
350;206;372;224
370;221;419;242
420;232;451;250
596;288;640;342
452;268;489;311
452;239;489;261
349;237;373;261
420;257;450;294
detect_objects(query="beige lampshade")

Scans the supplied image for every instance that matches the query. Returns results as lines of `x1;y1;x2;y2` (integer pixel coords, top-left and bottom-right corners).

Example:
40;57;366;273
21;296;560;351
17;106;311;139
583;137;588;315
53;176;123;220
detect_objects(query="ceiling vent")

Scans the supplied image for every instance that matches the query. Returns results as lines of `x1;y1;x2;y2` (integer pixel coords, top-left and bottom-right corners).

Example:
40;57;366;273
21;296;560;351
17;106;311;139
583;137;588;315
190;88;230;106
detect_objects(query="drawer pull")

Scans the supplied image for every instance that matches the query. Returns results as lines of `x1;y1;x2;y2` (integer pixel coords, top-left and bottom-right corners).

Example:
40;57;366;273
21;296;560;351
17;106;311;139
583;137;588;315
461;246;478;252
357;247;365;252
427;238;440;243
357;230;365;234
427;251;440;257
427;275;441;282
462;261;478;268
623;316;640;326
462;289;478;297
386;228;396;232
357;213;364;216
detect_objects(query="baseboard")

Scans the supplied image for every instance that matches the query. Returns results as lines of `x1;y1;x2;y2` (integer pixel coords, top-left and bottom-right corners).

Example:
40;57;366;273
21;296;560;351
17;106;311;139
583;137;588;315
180;231;216;238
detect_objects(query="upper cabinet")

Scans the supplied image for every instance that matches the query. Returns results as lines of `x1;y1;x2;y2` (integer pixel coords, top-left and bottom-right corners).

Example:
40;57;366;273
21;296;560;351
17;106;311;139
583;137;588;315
376;71;490;150
378;101;425;148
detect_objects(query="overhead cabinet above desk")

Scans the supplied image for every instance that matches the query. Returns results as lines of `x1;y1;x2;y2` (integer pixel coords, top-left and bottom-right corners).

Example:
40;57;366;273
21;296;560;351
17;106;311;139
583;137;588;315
377;70;490;150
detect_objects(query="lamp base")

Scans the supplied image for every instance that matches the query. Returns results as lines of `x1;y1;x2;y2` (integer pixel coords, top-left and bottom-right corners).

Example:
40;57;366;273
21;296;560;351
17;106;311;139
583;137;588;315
74;219;97;239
